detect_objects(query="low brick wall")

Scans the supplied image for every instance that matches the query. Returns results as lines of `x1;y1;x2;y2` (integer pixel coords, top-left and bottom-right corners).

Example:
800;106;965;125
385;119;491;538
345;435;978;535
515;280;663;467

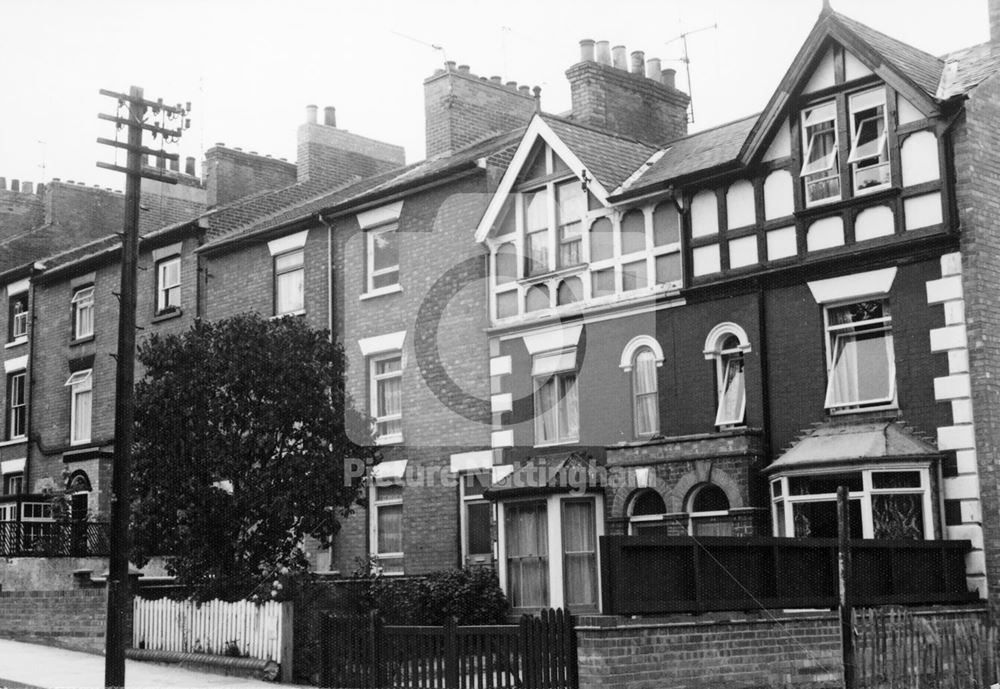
0;589;109;653
576;605;988;689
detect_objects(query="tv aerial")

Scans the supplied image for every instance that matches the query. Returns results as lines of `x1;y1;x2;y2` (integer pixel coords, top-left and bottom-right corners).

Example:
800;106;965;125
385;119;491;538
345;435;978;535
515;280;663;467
664;22;718;124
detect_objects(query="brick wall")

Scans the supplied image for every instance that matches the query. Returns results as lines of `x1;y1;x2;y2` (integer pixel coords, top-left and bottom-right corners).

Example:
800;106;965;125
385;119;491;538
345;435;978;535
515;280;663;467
576;606;986;689
296;123;405;187
953;69;1000;603
424;67;537;158
0;588;109;653
0;180;45;241
203;146;297;208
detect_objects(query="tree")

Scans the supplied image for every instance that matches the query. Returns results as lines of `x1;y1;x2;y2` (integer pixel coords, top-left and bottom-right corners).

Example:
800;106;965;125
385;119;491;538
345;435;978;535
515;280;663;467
130;313;374;600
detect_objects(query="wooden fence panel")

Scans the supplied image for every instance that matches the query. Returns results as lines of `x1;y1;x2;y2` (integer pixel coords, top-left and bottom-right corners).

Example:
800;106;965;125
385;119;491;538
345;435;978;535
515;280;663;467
132;597;286;664
321;610;577;689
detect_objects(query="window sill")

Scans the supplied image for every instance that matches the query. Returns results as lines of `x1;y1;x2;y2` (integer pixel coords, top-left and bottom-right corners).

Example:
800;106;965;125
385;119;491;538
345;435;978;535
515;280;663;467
795;186;900;221
0;437;27;448
152;308;182;324
360;284;402;301
519;263;586;285
827;403;898;416
533;439;580;449
70;335;95;347
4;338;26;349
270;310;306;320
375;434;404;446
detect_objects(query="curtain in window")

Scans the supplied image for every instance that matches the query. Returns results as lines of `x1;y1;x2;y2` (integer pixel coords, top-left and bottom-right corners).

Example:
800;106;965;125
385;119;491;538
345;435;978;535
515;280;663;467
73;389;92;443
830;331;893;405
377;503;403;553
559;374;579;440
717;354;745;424
633;350;659;436
536;377;558;443
506;503;548;608
376;370;402;436
276;269;304;314
562;501;596;608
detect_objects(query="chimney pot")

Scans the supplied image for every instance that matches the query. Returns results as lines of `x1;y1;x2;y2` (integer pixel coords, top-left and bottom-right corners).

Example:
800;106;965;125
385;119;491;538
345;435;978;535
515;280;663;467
169;158;179;171
36;183;45;196
579;39;596;62
490;75;502;83
22;181;32;194
185;156;196;176
596;40;612;65
157;155;166;169
234;147;243;152
519;85;531;96
631;50;645;74
645;58;662;81
662;68;677;89
305;105;318;124
612;45;628;70
458;64;471;73
446;60;457;71
0;177;5;190
506;81;517;90
324;106;336;127
11;179;19;192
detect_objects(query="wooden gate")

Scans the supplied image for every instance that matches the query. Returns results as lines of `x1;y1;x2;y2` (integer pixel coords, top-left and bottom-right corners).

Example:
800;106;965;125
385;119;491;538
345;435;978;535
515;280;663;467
321;608;578;689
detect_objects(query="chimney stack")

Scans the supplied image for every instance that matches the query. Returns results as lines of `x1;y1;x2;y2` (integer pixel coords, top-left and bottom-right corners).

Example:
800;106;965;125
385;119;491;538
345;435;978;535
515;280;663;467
22;181;33;194
185;156;196;176
566;37;690;144
423;63;538;157
298;104;404;185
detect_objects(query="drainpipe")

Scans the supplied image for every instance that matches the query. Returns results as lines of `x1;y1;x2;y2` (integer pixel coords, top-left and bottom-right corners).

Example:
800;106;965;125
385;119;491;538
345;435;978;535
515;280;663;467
25;263;42;494
757;284;773;529
317;213;334;340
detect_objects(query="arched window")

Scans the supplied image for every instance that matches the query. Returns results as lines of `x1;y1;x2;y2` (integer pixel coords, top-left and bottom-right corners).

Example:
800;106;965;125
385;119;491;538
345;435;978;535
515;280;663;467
703;323;751;427
628;489;667;534
688;483;732;536
632;348;659;437
557;277;582;306
620;336;664;438
525;284;549;312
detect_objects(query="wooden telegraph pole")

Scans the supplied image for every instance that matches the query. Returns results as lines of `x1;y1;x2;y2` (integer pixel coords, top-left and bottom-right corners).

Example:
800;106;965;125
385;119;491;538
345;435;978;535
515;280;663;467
96;86;188;688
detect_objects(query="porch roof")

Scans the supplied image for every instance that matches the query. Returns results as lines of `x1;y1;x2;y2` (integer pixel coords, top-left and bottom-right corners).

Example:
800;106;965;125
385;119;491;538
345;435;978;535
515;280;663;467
484;452;601;500
767;421;939;474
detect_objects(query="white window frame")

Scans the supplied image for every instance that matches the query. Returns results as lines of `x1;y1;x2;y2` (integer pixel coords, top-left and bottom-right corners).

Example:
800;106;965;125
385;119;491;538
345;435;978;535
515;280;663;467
7;371;26;440
71;286;94;340
770;467;933;540
847;88;890;195
703;324;751;427
370;352;403;445
369;480;404;575
800;101;841;207
627;488;668;535
687;484;733;536
366;223;400;295
630;347;660;438
155;255;182;314
273;248;305;316
459;470;494;565
532;349;579;448
65;369;92;446
823;298;896;412
9;293;28;342
2;473;22;497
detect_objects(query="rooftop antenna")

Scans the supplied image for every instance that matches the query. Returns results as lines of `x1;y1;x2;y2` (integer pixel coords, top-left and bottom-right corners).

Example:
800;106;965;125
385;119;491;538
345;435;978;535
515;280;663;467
391;29;448;66
37;140;46;180
664;22;718;124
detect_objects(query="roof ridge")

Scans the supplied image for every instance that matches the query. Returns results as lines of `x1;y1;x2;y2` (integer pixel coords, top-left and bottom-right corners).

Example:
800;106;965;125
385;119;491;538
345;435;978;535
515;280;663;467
830;10;944;68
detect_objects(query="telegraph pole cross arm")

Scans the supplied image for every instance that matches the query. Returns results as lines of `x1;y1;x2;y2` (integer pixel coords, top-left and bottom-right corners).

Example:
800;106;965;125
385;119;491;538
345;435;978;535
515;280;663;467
96;85;189;689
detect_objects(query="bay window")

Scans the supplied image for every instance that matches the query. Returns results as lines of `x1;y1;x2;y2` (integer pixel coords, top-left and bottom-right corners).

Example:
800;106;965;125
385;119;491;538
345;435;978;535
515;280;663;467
561;499;597;610
824;299;895;411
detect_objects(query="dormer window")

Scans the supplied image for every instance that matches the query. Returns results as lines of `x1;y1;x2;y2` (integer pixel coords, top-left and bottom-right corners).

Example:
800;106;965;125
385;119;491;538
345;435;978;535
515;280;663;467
847;89;889;194
800;101;840;206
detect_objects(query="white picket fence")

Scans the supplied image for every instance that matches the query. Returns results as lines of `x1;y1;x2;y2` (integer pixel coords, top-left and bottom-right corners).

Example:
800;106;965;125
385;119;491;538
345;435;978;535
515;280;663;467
132;597;289;664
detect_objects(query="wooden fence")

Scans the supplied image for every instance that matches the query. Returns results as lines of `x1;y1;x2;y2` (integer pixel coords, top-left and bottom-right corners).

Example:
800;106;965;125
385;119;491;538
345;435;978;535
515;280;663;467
854;607;1000;688
321;608;577;689
132;597;291;667
601;535;976;615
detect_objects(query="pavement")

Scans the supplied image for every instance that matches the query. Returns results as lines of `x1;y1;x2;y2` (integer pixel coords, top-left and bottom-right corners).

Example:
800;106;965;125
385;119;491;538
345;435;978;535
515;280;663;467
0;639;277;689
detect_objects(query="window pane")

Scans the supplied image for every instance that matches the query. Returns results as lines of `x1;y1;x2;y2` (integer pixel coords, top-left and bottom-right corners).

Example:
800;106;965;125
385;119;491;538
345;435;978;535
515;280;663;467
717;354;746;425
524;190;548;232
872;494;923;539
653;203;679;246
588;217;613;261
375;484;403;502
377;376;401;418
376;357;401;375
525;284;549;312
655;253;682;285
789;473;863;495
872;471;922;489
275;251;303;272
792;499;862;538
556;278;581;306
692;485;730;512
73;389;92;443
276;269;304;314
496;243;517;284
829;330;893;405
496;291;518;319
559;374;579;440
372;230;398;272
562;501;596;608
622;260;647;291
535;377;557;443
463;471;491;498
506;503;548;608
556;181;585;228
591;268;615;297
620;210;645;254
377;504;403;553
525;231;549;276
467;502;492;556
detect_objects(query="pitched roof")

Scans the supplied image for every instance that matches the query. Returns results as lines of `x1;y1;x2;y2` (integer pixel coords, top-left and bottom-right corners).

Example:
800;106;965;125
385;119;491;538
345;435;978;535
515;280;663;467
831;12;944;99
767;421;938;473
201;129;525;253
541;116;658;192
937;42;1000;99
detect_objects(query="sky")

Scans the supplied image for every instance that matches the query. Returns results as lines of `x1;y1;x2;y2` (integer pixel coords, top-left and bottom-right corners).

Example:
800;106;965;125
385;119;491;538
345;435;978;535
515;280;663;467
0;0;990;192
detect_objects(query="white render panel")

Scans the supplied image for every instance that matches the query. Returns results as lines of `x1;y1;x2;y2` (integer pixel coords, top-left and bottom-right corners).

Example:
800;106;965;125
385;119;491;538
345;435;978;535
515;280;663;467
904;192;943;230
844;50;874;80
853;205;894;242
692;244;721;276
896;94;925;125
933;374;971;401
948;350;970;373
900;131;940;187
943;300;966;326
762;118;791;162
956;450;978;474
944;475;981;500
941;252;963;277
765;226;797;260
925;275;964;304
937;424;976;451
726;180;756;229
952;399;974;424
946;524;984;550
690;191;719;237
763;170;794;220
489;356;512;377
728;236;758;269
929;324;968;352
961;500;983;524
806;216;844;252
803;48;835;92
